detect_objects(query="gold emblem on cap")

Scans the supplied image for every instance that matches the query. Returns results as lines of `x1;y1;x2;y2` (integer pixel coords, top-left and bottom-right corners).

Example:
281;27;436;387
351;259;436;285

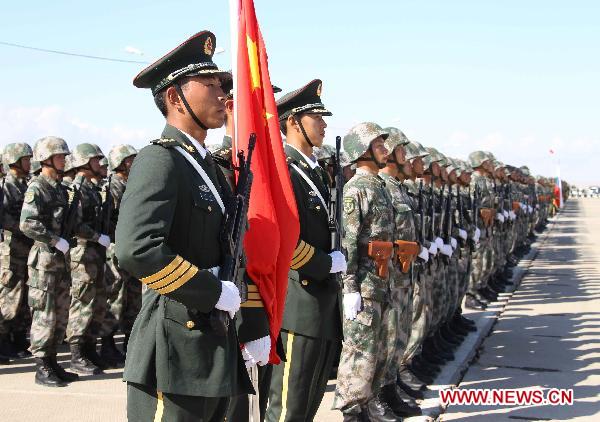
301;279;309;286
316;83;322;97
204;36;214;55
186;320;195;329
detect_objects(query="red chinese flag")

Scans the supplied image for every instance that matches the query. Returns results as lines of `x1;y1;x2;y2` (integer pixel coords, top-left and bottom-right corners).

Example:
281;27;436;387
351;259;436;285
231;0;299;364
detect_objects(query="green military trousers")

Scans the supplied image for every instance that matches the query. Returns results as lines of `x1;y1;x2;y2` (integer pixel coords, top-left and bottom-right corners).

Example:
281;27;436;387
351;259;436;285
127;382;229;422
266;330;341;421
227;364;272;422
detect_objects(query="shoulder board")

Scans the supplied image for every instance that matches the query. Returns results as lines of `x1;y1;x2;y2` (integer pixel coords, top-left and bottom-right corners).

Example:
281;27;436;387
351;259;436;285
151;138;197;154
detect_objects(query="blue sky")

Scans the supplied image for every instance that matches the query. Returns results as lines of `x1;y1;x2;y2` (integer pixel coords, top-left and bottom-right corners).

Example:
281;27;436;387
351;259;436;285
0;1;598;186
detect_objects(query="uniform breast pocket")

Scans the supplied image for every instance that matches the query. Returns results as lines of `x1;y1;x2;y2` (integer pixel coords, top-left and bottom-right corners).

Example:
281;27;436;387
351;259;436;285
190;189;221;247
307;195;325;214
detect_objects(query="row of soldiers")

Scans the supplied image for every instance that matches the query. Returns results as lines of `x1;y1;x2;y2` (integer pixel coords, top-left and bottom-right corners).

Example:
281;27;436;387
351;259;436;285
0;140;141;387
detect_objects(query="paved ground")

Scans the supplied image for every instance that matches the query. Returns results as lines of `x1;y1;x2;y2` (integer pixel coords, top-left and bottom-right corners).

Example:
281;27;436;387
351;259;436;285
442;199;600;421
1;199;598;421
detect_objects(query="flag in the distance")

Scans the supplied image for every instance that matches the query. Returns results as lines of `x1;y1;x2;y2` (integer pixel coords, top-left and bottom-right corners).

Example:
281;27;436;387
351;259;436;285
230;0;300;364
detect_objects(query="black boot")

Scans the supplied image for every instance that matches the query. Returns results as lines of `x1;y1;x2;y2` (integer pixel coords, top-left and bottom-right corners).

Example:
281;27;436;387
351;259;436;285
440;324;464;345
11;331;32;358
421;343;448;365
0;334;19;359
465;294;486;310
365;396;401;422
100;335;126;366
398;366;427;398
454;313;477;332
380;383;421;418
35;357;67;387
70;344;102;375
432;332;456;359
84;340;110;370
408;361;435;385
49;355;79;382
342;410;367;422
394;385;423;416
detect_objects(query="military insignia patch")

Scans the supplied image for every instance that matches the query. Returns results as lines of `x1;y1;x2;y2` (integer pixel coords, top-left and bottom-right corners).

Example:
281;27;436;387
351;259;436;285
199;185;210;193
24;191;35;203
204;37;213;55
344;198;356;214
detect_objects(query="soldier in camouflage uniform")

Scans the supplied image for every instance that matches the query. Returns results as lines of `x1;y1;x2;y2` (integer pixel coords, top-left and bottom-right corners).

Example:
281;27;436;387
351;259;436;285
98;144;139;365
20;136;79;386
0;143;34;360
377;128;423;417
333;122;400;422
65;143;112;375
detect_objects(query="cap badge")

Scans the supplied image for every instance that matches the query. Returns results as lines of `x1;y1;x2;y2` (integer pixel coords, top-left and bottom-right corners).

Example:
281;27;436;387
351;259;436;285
204;37;213;56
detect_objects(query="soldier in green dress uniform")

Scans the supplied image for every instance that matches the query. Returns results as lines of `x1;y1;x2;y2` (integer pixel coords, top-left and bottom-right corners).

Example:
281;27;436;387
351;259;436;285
265;79;346;422
115;31;253;421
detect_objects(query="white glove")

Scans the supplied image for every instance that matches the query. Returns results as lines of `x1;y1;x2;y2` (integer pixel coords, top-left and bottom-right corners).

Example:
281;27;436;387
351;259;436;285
242;335;271;368
435;237;444;249
503;210;509;218
418;246;429;263
329;251;347;274
472;228;481;243
509;211;516;221
458;229;468;240
428;242;438;256
528;205;533;213
440;244;453;257
343;292;362;321
536;204;540;210
54;238;70;254
450;237;458;250
214;280;241;319
97;234;110;248
496;213;505;223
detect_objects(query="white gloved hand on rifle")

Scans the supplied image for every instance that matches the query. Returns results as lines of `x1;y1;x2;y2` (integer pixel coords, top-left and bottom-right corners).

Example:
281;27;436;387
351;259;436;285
242;335;271;368
214;280;241;319
418;246;429;263
329;251;347;274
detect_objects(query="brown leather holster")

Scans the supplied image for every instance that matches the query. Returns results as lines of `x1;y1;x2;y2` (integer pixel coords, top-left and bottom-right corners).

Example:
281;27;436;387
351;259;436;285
479;208;495;227
367;241;394;278
394;240;420;273
512;201;521;212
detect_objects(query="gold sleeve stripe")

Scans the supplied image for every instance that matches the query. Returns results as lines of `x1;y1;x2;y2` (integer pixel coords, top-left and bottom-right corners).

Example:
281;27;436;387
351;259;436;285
292;241;309;260
247;292;262;300
148;261;191;290
241;300;264;308
141;255;184;285
247;284;259;293
156;265;198;294
290;246;315;270
290;244;313;267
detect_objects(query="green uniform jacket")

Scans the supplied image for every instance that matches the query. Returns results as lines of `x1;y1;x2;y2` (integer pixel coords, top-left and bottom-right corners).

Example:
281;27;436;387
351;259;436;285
282;144;342;340
115;124;252;397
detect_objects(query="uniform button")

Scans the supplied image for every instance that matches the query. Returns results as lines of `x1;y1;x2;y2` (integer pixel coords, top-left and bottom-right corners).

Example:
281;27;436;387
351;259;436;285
208;205;212;212
316;205;321;211
301;280;309;286
186;320;195;329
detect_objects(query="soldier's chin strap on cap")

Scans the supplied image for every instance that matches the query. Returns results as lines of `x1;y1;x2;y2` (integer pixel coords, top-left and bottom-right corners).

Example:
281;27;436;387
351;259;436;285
174;83;209;131
43;157;64;176
357;145;386;169
293;115;314;148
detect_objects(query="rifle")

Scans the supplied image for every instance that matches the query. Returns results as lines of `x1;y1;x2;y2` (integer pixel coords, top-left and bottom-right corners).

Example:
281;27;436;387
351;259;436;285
61;181;82;245
212;133;256;336
456;183;464;257
0;177;4;242
417;180;425;247
470;184;480;249
100;175;113;236
330;136;344;252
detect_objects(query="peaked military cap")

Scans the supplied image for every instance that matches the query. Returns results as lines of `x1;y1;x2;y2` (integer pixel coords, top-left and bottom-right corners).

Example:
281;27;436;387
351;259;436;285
220;70;282;99
277;79;332;121
133;31;228;95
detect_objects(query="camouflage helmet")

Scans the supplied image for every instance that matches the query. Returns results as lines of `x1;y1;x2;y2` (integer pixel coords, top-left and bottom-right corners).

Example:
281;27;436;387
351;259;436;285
30;160;41;175
339;151;352;168
312;144;335;162
382;127;409;154
33;136;70;162
423;147;444;168
484;151;497;161
63;155;75;173
71;143;105;169
405;141;429;161
3;142;33;166
520;165;531;177
445;157;459;174
468;151;490;168
99;157;109;167
343;122;389;162
108;144;138;171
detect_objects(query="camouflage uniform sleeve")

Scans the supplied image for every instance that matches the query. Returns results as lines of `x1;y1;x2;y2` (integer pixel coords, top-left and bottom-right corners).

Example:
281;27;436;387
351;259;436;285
341;181;366;294
115;146;222;312
2;182;22;233
19;183;61;246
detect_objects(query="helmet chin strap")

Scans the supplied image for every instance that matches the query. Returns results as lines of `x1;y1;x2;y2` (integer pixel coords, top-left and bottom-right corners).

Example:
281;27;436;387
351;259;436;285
174;83;209;131
357;145;386;169
293;116;314;148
